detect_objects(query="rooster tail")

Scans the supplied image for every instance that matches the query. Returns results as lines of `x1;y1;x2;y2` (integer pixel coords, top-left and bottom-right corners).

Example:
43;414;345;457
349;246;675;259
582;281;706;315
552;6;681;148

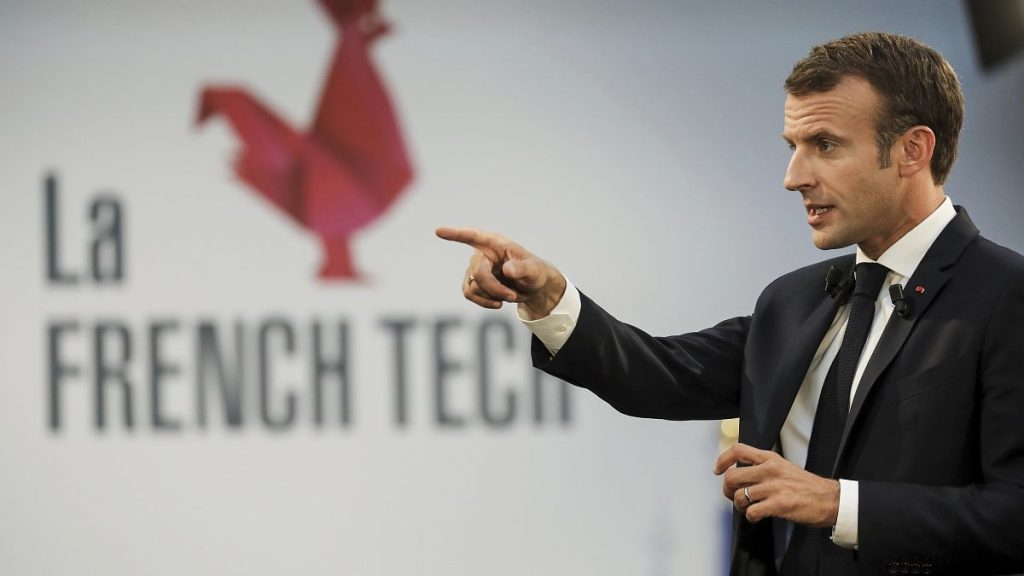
196;86;306;223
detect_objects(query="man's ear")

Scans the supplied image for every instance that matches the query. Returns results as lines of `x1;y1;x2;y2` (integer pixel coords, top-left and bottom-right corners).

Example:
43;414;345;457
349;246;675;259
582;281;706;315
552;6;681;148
898;126;936;178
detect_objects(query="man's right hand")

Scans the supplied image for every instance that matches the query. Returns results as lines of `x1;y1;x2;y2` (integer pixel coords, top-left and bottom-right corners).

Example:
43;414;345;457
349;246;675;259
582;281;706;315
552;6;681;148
435;227;566;319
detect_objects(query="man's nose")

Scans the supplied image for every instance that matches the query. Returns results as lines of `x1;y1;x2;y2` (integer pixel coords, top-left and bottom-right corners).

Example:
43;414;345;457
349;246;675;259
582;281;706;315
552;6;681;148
783;149;814;192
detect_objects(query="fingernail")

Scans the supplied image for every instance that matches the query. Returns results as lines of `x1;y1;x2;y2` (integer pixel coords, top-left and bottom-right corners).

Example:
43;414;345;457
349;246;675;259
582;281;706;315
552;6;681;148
506;262;518;275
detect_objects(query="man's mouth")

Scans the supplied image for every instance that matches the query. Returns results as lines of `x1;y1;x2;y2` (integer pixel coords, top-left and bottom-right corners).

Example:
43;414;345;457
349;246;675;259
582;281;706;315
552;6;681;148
806;204;834;227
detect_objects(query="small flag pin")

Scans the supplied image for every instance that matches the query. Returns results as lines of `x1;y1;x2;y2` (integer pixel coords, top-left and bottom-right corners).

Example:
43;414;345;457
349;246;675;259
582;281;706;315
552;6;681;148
915;286;926;294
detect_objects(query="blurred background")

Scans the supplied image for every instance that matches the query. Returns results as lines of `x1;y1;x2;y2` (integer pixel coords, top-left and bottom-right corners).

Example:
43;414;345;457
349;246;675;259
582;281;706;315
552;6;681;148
1;1;1021;574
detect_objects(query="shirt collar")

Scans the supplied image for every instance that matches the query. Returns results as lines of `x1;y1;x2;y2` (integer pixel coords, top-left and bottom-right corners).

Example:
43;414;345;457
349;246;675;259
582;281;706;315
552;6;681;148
855;196;956;279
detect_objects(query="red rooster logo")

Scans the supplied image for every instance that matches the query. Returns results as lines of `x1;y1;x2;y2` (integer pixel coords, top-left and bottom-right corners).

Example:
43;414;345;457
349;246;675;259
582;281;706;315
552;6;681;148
197;0;413;280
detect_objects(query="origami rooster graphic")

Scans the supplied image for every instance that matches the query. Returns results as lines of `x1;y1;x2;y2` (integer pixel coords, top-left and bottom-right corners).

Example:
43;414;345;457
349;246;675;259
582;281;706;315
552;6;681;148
197;0;413;280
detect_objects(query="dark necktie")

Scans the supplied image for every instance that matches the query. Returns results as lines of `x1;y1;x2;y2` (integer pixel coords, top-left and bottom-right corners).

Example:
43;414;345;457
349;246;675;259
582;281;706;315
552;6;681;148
780;262;889;576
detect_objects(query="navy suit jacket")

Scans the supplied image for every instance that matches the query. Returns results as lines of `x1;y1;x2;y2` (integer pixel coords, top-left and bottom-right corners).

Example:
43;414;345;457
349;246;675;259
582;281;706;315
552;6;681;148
534;208;1024;575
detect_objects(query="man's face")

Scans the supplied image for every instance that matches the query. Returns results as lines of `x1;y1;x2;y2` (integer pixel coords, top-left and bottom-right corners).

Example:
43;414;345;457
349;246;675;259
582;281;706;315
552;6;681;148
783;76;905;257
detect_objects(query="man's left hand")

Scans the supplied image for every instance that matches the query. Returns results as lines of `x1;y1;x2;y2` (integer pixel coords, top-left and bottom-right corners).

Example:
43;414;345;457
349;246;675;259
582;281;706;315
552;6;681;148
714;443;839;528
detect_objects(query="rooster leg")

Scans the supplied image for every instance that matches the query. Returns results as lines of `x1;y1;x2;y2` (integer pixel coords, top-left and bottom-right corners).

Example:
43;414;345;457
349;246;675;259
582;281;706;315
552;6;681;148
318;237;360;280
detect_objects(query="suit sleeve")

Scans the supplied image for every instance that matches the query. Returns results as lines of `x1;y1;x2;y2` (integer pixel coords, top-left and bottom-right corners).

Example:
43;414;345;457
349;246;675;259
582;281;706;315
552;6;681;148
532;291;750;421
858;268;1024;574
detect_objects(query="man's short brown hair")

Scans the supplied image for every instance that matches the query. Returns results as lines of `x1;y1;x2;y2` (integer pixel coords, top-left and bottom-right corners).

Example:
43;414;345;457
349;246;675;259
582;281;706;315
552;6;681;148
785;32;964;185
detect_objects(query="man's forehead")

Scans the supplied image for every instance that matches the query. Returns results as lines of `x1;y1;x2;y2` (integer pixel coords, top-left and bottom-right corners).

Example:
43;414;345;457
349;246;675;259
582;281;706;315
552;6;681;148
783;77;880;135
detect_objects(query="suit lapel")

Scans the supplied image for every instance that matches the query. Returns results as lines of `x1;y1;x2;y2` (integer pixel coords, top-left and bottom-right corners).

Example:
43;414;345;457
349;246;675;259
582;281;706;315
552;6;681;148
760;260;853;446
831;208;980;474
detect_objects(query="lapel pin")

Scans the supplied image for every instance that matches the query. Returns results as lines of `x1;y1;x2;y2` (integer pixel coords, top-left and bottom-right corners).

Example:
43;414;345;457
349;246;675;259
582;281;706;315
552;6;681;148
915;286;926;294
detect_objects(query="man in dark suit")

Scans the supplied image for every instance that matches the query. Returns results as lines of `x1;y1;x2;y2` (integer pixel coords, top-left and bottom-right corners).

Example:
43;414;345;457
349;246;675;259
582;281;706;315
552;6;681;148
437;32;1024;575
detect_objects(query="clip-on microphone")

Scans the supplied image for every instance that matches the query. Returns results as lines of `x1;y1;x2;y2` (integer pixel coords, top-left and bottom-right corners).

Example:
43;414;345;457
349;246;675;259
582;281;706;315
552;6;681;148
889;284;909;318
825;265;855;304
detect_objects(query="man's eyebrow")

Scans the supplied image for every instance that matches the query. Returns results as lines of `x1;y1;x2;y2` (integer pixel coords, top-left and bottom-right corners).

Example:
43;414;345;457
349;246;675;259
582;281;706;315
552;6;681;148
781;130;847;146
808;129;846;143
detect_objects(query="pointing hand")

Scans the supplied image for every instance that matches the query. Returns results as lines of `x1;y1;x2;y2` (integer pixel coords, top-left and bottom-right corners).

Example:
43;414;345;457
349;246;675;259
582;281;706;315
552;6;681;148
435;227;566;319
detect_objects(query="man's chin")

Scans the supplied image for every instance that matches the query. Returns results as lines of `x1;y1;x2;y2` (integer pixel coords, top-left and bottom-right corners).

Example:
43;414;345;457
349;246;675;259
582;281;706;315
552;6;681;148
811;232;853;251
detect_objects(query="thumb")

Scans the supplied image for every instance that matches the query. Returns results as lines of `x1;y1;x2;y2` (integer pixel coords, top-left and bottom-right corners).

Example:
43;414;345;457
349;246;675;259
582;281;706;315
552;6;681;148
503;257;544;289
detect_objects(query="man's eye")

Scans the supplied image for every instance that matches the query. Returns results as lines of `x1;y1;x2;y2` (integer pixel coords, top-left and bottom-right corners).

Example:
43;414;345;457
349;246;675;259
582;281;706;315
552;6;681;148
818;140;836;152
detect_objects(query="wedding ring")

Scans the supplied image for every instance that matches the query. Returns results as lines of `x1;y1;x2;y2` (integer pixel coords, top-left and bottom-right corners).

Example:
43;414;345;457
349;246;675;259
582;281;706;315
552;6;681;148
467;275;476;286
743;486;754;505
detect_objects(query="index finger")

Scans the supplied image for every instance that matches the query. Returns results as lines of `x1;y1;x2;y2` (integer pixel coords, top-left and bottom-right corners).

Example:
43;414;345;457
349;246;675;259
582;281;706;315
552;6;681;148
435;226;501;250
714;443;772;475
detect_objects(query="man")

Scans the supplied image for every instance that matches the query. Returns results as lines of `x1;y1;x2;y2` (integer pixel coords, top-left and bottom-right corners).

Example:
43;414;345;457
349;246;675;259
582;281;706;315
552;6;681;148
437;32;1024;575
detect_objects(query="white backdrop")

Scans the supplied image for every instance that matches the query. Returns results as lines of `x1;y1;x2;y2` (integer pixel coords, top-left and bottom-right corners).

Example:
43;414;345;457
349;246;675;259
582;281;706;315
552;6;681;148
1;1;1022;574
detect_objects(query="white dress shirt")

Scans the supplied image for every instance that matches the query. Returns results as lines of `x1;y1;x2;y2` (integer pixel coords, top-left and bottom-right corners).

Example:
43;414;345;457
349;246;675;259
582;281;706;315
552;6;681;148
520;197;957;549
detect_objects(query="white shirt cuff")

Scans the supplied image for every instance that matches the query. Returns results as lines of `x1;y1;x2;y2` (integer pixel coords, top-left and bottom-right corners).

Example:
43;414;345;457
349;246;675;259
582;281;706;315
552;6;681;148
831;479;859;549
516;277;581;355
